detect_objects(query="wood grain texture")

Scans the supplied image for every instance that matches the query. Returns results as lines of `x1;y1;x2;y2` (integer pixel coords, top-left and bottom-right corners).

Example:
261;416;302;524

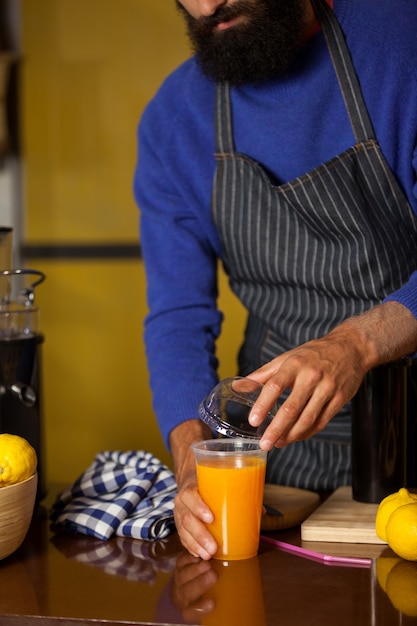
261;484;321;531
301;486;387;544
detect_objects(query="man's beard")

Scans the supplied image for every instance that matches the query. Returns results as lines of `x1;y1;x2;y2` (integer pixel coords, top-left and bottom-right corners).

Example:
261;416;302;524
175;0;308;85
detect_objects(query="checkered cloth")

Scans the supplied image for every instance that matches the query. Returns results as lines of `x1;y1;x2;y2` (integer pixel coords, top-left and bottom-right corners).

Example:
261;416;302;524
50;450;178;541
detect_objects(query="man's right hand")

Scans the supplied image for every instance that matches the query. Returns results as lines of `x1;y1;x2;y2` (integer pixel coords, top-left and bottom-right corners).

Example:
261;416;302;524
169;419;218;560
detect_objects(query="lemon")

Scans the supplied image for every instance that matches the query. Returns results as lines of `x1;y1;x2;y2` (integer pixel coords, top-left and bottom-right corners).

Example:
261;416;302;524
386;560;417;616
386;502;417;561
375;488;417;542
0;433;37;487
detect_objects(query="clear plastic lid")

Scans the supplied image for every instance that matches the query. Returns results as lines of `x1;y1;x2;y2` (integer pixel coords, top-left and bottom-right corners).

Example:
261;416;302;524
198;377;277;439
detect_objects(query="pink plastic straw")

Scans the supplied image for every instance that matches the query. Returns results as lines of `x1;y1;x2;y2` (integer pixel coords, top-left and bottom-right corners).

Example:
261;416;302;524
260;535;372;568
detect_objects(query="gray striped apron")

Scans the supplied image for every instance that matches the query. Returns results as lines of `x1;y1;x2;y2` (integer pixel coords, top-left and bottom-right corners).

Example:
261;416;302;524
211;0;417;491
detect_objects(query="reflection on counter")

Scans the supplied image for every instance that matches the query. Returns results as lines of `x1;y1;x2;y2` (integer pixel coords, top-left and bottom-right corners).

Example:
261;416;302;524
0;503;185;624
163;551;266;626
200;557;266;626
51;532;179;584
375;554;417;619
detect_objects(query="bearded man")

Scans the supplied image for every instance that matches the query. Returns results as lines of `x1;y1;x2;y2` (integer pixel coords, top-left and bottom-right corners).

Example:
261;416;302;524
134;0;417;559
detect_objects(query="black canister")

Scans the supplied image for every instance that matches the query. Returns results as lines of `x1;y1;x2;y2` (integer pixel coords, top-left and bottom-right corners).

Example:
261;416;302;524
351;359;417;504
405;360;417;489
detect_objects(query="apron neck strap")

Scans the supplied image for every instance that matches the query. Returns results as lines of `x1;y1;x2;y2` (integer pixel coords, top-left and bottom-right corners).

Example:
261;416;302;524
311;0;376;143
215;82;234;154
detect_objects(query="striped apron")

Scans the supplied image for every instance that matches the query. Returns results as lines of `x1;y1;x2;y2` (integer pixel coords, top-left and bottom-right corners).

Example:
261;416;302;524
211;0;417;490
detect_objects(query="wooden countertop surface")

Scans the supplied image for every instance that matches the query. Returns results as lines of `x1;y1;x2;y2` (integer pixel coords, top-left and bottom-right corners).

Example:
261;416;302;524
0;485;413;625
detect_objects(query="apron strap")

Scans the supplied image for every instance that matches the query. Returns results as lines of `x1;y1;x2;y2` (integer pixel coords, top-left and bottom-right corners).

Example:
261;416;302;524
311;0;376;143
215;82;234;153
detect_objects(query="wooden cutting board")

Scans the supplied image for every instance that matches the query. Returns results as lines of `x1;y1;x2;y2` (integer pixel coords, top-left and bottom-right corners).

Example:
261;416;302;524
301;486;386;544
261;484;321;531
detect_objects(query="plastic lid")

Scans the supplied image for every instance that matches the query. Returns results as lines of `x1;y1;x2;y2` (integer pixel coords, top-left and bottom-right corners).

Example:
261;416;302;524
198;377;277;439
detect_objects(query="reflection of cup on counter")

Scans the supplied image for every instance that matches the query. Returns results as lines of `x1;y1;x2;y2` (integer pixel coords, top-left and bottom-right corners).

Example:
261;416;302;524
201;557;266;626
192;439;266;560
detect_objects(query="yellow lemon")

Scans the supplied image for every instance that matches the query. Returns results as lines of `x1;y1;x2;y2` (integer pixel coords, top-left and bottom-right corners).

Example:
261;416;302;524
386;560;417;616
0;433;37;487
386;502;417;561
375;488;417;542
375;557;401;592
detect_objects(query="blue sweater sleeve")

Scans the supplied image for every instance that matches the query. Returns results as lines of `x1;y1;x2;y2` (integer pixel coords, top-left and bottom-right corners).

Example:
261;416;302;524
135;71;223;448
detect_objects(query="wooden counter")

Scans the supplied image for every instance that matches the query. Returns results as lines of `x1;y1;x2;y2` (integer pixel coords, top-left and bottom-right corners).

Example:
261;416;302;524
0;486;414;625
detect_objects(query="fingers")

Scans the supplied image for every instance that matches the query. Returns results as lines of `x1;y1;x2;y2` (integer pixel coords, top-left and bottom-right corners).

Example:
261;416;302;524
249;359;320;448
174;482;218;561
258;372;341;448
261;393;342;449
247;340;365;449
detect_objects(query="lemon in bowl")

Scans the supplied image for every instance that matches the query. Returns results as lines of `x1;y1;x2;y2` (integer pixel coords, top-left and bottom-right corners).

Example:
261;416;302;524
0;433;38;560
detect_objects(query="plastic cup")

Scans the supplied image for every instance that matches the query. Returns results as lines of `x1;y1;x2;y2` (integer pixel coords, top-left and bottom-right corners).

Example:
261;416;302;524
198;376;278;439
192;438;267;560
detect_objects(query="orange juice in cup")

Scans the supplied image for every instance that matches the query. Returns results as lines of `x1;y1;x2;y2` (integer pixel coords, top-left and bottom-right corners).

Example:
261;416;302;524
192;439;267;560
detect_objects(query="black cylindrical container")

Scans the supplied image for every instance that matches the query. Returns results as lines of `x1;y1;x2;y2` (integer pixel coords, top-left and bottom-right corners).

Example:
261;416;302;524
405;360;417;489
351;361;407;503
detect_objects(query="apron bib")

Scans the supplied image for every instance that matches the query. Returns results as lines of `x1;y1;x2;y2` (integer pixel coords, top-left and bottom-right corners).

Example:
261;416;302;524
211;0;417;490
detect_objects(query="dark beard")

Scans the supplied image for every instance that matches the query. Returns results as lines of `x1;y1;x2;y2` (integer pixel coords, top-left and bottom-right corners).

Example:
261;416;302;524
175;0;308;85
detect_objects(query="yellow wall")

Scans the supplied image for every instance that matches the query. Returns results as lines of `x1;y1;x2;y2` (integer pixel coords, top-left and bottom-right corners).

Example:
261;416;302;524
20;1;246;484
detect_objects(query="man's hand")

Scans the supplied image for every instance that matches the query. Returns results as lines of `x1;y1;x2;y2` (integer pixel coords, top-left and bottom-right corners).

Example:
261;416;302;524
247;302;417;450
170;419;218;560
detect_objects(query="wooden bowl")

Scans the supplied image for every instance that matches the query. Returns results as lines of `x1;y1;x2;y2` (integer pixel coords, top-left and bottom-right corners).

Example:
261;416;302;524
0;472;37;560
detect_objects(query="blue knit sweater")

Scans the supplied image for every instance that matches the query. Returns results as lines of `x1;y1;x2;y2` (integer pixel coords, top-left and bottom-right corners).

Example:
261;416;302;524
134;0;417;448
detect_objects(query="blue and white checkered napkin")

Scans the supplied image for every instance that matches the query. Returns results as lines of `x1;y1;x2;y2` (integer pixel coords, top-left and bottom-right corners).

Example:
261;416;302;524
50;450;178;541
